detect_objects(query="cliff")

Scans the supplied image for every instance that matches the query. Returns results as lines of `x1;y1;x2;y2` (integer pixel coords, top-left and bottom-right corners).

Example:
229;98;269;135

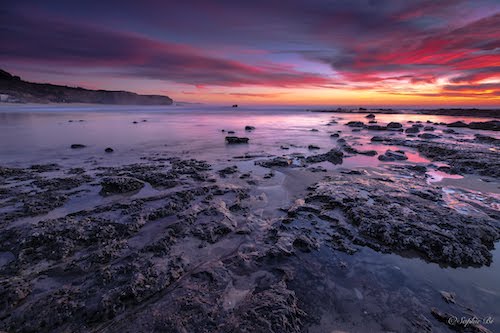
0;69;173;105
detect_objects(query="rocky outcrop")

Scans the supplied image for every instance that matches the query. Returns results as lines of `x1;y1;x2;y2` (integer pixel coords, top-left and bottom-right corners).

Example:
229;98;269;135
302;174;500;267
305;149;343;164
225;136;249;144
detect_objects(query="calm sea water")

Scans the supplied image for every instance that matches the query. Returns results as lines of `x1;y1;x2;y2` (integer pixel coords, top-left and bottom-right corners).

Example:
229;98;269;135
0;104;496;166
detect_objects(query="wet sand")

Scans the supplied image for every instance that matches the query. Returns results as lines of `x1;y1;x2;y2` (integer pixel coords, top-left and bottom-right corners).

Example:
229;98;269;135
0;105;499;332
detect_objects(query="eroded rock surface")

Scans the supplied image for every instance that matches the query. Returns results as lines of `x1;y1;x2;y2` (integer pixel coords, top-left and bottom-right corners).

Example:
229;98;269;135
289;174;499;267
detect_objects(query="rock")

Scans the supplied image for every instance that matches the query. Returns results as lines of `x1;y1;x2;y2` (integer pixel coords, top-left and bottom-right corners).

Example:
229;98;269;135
244;125;255;131
423;126;435;131
330;133;340;138
133;121;138;124
306;149;343;164
418;133;440;139
365;113;376;118
293;235;318;252
256;157;292;168
405;126;420;133
218;165;238;177
378;150;407;161
225;136;249;144
437;165;453;173
338;140;377;156
447;121;468;128
142;119;147;122
371;136;386;142
104;147;114;153
99;177;144;196
358;150;377;156
308;145;320;150
378;137;500;177
280;145;290;149
227;130;235;134
345;121;364;127
232;104;238;107
378;155;395;161
387;122;403;129
29;163;60;172
468;120;500;131
263;171;274;179
443;129;456;134
304;174;499;267
368;120;377;124
365;125;387;131
310;128;319;132
307;166;327;172
439;291;456;304
474;134;500;144
70;144;86;149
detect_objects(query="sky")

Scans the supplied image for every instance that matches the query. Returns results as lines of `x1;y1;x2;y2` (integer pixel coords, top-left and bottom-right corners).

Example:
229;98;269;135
1;0;499;106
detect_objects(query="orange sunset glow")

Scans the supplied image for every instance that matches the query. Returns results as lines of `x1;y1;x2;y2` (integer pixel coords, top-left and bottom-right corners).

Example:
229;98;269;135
1;0;499;106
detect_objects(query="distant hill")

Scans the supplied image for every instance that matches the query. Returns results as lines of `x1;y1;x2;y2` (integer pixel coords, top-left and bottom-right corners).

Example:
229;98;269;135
0;69;173;105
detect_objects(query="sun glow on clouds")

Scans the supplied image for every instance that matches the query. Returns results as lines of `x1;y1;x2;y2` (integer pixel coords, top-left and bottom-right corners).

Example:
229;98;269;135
1;0;499;106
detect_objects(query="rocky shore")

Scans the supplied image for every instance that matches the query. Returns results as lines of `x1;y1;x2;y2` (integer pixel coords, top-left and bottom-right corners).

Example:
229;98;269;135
310;107;500;118
0;112;499;332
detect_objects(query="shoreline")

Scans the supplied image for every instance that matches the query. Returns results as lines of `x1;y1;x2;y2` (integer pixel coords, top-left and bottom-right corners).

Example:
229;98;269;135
309;108;500;118
0;109;499;332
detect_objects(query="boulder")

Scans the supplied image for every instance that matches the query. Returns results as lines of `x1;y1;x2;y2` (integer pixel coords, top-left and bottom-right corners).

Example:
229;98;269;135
447;121;468;128
100;177;144;196
405;127;420;133
306;149;344;164
70;144;86;149
256;157;292;168
474;134;500;144
418;133;440;139
365;125;387;131
387;122;403;129
225;136;249;144
345;121;364;127
378;150;408;161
